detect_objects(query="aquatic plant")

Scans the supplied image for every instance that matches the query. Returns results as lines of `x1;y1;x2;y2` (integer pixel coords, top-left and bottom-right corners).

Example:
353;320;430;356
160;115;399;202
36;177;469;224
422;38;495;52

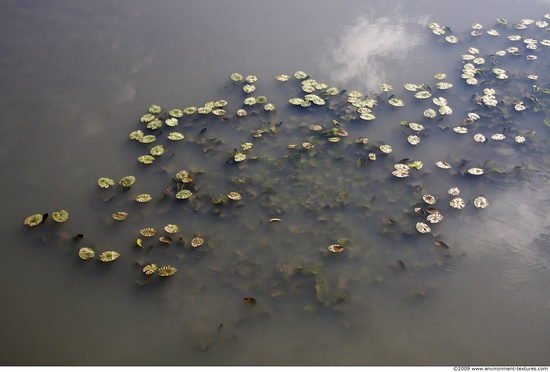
22;12;550;316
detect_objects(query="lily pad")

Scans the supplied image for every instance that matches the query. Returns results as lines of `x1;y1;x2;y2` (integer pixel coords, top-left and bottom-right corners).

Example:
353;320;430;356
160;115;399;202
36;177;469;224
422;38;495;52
164;224;179;234
135;194;152;203
139;135;157;144
52;210;69;223
328;244;344;253
99;251;120;262
112;211;129;221
138;155;155;164
169;109;183;118
191;237;204;248
227;192;241;201
450;198;466;209
150;145;164;156
230;73;243;82
473;197;489;208
165;117;178;126
178;107;196;117
119;176;136;188
143;263;157;275
78;247;95;260
158;266;177;277
175;190;193;199
234;153;247;162
140;228;157;237
98;177;115;188
24;213;44;227
167;132;185;141
148;105;161;114
416;222;431;234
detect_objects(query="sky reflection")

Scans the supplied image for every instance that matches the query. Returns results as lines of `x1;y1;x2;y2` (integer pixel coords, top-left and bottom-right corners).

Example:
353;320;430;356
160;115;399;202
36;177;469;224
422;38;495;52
321;10;429;91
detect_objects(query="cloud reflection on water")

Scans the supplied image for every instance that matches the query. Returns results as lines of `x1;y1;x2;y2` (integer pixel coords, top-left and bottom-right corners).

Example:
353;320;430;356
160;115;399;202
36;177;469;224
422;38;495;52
321;12;429;92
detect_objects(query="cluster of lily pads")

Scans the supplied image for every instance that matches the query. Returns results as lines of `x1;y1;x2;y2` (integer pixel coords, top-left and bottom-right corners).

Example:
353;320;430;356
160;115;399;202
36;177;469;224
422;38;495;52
22;13;550;312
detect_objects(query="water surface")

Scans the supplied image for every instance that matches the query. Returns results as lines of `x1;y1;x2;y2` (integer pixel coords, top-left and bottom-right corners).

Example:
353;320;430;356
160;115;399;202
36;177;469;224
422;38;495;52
2;0;550;366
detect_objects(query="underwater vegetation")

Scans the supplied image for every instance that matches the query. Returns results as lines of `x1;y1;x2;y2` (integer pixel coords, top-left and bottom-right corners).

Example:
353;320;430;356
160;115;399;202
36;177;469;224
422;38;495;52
23;13;550;318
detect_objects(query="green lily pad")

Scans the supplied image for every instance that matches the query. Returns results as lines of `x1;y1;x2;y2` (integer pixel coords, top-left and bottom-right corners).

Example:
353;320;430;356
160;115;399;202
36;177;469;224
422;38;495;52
191;237;204;247
230;73;243;82
143;263;157;275
99;251;120;262
135;194;152;203
164;224;179;234
234;153;246;162
129;130;144;140
140;227;157;237
119;176;136;188
146;119;162;130
78;247;95;260
24;213;44;227
98;177;115;188
140;113;155;123
175;190;193;199
52;210;69;223
150;145;164;156
183;107;197;115
138;155;155;164
167;132;184;141
158;265;177;277
169;109;183;118
148;105;162;114
138;135;156;144
112;211;129;220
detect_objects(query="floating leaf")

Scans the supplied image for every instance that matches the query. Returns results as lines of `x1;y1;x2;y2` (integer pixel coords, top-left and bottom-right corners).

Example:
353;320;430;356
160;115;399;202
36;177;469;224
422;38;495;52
234;153;247;162
167;132;185;141
175;190;193;199
230;73;243;82
176;170;193;183
416;222;431;234
98;177;115;188
135;194;152;203
99;251;120;262
328;244;344;253
24;213;44;227
143;263;157;275
158;265;177;277
473;196;489;208
467;168;484;175
52;210;69;223
165;117;178;126
164;224;179;234
78;247;95;260
148;105;161;114
450;198;466;209
119;176;136;188
159;236;172;244
169;109;183;118
140;113;155;123
112;211;128;221
138;155;155;164
227;192;242;201
139;135;156;144
129;130;144;140
150;145;164;156
191;237;204;248
140;228;157;237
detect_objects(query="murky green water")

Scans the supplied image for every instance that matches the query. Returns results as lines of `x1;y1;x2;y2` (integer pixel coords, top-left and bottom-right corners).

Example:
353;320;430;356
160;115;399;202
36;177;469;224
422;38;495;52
2;0;550;366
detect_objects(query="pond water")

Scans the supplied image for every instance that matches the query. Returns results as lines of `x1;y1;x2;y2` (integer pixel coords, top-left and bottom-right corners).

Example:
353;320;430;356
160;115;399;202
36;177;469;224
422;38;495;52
2;0;550;366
